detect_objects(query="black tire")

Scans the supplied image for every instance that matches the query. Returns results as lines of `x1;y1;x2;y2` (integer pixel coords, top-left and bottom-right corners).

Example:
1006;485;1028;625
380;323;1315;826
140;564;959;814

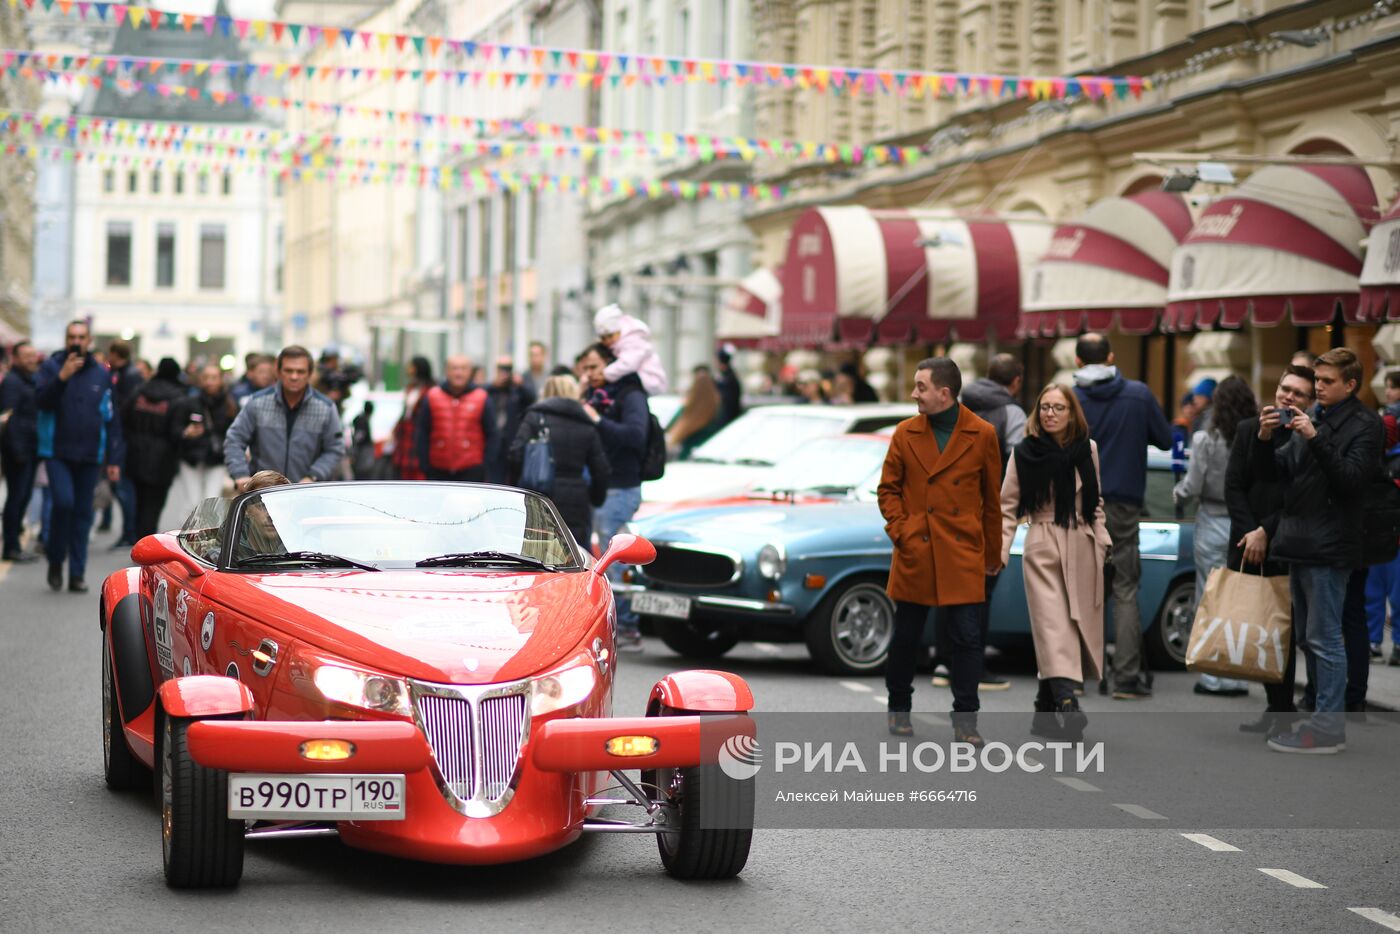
656;754;754;879
804;577;895;675
651;618;740;659
160;714;244;888
1145;577;1194;670
103;631;148;791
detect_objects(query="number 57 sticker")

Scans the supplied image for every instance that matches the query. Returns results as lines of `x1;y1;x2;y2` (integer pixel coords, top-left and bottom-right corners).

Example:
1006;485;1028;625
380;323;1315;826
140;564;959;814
228;774;406;821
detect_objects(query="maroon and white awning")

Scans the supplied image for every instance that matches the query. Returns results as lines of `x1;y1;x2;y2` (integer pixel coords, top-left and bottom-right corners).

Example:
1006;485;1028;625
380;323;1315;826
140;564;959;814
717;266;782;346
1359;195;1400;322
1165;164;1378;330
777;206;1051;347
1019;191;1192;338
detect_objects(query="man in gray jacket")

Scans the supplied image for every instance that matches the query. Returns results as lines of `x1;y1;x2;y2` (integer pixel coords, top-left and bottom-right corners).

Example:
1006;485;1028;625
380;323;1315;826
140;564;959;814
224;346;345;490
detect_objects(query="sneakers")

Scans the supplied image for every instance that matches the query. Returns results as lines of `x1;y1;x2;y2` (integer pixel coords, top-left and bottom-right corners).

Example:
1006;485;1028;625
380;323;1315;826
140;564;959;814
930;666;1010;691
2;550;37;563
615;630;643;654
47;564;63;592
68;578;88;594
1194;682;1249;697
930;664;950;687
1267;724;1345;754
888;712;914;737
1371;642;1384;661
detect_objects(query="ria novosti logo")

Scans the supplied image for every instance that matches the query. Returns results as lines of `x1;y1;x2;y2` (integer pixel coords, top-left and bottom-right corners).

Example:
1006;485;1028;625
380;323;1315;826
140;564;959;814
717;734;763;780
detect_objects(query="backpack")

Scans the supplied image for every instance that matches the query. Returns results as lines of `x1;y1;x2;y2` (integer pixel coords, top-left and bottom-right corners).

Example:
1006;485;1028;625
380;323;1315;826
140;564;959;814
640;410;666;482
518;418;556;495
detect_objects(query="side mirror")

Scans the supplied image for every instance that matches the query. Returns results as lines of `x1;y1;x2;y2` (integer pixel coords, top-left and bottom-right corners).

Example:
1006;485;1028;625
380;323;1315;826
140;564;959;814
131;533;205;578
594;533;656;577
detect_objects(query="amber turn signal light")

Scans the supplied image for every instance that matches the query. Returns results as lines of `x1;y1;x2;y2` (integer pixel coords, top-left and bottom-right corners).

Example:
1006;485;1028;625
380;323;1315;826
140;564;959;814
605;735;659;757
804;574;827;589
300;739;356;760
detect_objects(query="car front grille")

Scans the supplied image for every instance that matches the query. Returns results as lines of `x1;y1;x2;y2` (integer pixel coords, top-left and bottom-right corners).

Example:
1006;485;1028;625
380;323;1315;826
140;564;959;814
414;686;529;811
644;545;739;588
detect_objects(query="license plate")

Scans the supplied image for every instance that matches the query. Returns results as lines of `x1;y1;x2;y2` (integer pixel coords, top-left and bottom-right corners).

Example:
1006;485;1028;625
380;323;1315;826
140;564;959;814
631;591;692;619
228;774;406;821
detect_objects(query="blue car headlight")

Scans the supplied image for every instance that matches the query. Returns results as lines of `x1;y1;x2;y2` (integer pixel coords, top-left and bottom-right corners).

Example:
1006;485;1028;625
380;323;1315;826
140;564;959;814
757;543;787;580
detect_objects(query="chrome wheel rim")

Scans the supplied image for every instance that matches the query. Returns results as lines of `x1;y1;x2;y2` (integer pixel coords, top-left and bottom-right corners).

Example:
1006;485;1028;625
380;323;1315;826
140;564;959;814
161;717;173;862
1161;583;1195;665
832;584;895;666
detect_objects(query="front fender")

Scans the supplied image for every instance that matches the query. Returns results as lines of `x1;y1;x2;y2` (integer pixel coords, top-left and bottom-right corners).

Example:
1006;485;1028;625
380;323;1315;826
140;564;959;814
100;567;142;631
158;675;255;720
648;669;754;714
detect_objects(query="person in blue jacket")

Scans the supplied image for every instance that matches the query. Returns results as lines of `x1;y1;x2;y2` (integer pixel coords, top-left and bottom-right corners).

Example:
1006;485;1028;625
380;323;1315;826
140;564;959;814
35;320;124;593
1072;333;1173;700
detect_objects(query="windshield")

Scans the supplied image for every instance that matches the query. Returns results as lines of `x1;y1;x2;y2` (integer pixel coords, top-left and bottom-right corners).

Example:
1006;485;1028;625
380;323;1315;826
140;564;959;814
177;497;231;564
752;436;888;495
227;483;581;570
690;410;855;467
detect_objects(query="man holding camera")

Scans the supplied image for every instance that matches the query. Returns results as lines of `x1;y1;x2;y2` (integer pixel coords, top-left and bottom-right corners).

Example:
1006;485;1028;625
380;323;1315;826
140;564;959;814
1252;348;1382;754
35;320;124;593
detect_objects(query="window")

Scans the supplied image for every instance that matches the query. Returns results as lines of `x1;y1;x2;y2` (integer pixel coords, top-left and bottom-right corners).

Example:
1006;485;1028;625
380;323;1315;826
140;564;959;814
127;171;138;194
150;171;161;195
274;174;284;198
274;223;283;293
221;172;232;196
102;169;115;194
719;0;731;106
105;222;132;287
524;191;537;266
503;191;516;272
676;8;690;130
478;200;492;274
155;222;175;288
174;171;184;195
197;173;209;195
199;224;226;290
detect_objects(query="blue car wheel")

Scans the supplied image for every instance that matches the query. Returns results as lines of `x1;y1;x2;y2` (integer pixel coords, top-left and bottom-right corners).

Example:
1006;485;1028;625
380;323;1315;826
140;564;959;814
805;577;896;675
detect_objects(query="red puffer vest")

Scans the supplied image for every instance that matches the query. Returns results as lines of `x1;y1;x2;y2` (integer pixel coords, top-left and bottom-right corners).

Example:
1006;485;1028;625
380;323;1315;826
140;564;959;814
424;385;488;472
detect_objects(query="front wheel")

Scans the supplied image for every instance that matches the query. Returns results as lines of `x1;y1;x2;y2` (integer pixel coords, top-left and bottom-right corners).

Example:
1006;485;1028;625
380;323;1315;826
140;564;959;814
160;714;244;888
653;717;754;880
804;578;895;675
1144;577;1194;670
102;632;147;791
651;618;741;659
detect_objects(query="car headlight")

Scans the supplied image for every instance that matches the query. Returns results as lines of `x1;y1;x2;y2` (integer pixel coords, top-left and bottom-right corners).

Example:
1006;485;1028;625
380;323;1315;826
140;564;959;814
757;543;787;580
313;664;413;717
530;659;597;717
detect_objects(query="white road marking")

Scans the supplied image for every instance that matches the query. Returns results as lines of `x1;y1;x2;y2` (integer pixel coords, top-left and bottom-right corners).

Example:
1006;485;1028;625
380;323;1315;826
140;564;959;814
753;642;782;656
1258;868;1327;889
1348;908;1400;931
839;680;872;693
871;696;888;706
1180;833;1240;852
1054;777;1101;792
1112;803;1166;820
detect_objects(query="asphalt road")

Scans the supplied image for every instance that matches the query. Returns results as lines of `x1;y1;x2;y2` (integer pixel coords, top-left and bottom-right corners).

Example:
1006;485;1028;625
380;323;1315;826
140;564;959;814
3;543;1400;934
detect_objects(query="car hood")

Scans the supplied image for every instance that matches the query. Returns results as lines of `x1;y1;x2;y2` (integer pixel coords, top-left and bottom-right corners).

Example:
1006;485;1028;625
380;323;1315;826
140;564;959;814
208;569;608;685
639;462;767;507
637;500;888;551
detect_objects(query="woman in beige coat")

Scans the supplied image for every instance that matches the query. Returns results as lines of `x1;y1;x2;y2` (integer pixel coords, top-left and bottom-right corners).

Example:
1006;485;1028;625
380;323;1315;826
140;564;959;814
999;384;1112;741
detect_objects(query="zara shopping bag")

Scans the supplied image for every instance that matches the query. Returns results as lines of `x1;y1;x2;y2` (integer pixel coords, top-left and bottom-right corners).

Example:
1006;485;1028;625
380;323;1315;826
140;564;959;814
1184;565;1292;684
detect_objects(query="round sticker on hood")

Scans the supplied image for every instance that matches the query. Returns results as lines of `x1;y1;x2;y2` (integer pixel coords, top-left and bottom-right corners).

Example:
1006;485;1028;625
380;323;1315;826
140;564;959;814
200;612;215;651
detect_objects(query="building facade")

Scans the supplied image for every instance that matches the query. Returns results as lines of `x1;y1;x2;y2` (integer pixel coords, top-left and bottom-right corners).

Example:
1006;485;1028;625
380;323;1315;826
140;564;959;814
0;2;38;346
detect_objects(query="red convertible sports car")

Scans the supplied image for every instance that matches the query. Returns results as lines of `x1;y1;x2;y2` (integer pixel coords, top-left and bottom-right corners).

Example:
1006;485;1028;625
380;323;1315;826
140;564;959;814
100;482;755;887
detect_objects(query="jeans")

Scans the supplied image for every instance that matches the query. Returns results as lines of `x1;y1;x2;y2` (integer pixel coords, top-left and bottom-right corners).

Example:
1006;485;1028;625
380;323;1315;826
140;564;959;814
888;601;981;714
934;575;998;678
114;474;137;544
1290;564;1349;737
1104;501;1144;687
45;459;100;580
597;486;643;634
1;452;37;554
1192;510;1250;693
1364;554;1400;645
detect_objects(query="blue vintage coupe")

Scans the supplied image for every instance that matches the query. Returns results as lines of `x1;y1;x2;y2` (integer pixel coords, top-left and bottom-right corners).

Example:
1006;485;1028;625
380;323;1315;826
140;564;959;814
625;452;1196;675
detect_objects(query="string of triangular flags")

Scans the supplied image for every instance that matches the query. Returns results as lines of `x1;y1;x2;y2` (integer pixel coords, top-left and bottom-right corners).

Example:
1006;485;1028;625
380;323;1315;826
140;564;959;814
9;0;1151;101
15;70;923;165
5;141;787;200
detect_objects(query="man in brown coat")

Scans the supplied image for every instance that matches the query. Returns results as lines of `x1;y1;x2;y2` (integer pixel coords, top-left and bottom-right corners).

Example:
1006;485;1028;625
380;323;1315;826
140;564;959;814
877;357;1003;742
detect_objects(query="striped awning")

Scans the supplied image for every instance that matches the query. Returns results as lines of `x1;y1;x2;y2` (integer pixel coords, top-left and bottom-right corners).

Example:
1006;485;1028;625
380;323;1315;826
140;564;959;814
776;205;1051;347
1165;164;1379;330
1359;195;1400;322
1019;191;1193;337
717;266;782;346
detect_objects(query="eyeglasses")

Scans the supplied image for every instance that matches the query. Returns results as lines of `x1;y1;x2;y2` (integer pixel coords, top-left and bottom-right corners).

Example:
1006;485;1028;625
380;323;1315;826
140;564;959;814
1038;403;1069;414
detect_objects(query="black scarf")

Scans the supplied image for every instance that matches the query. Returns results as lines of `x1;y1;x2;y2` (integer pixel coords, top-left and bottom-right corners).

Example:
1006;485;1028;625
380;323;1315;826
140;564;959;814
1013;434;1098;529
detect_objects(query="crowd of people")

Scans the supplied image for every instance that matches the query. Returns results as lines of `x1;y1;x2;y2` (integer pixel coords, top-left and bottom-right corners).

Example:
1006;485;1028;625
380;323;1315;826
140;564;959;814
879;335;1397;756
